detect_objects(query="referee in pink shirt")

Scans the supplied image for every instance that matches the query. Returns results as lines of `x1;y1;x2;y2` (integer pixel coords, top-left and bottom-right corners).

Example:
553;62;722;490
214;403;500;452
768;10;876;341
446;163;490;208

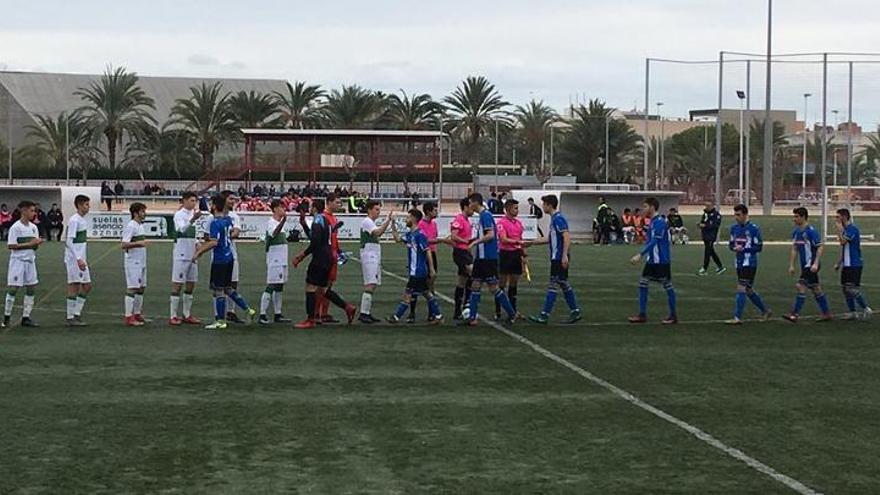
496;199;525;318
408;202;440;322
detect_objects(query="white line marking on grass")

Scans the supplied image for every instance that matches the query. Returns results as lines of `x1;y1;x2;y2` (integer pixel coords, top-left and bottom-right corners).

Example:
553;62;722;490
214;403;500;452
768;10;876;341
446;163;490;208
363;258;823;495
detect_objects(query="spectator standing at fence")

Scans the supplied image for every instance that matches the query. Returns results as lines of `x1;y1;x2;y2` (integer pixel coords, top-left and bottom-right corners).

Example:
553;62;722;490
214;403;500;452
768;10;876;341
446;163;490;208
114;181;124;204
101;181;114;211
0;204;12;241
698;202;726;275
527;198;544;237
47;204;63;241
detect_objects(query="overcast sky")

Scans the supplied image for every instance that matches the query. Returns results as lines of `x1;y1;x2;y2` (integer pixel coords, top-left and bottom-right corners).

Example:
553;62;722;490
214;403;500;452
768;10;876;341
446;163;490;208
3;0;880;125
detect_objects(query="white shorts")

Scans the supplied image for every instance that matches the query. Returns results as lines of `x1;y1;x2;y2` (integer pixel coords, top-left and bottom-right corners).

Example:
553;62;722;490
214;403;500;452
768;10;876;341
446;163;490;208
7;259;38;286
232;257;240;283
66;262;92;284
172;259;198;284
266;264;289;285
361;250;382;286
125;263;147;289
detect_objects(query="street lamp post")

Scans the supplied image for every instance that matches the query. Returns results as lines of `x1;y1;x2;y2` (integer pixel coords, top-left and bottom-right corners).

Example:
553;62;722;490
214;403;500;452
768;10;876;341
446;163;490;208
737;90;746;203
831;109;840;187
494;119;499;190
802;93;812;195
605;115;611;184
655;102;663;189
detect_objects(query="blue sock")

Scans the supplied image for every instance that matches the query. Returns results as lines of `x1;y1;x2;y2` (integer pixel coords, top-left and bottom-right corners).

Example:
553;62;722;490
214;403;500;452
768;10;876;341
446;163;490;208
793;294;806;315
845;294;856;312
735;292;747;319
494;289;516;317
665;286;677;318
638;285;648;316
394;301;409;319
542;289;558;315
228;291;248;310
468;291;481;320
427;295;441;318
748;292;768;313
214;296;227;320
855;293;869;310
563;287;579;311
816;293;830;314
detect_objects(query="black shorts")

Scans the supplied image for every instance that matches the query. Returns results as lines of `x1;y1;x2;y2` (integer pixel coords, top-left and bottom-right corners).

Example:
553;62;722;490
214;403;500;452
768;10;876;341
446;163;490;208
472;259;499;282
406;277;430;294
452;248;473;276
306;262;331;287
841;266;863;287
550;260;570;281
799;268;820;288
736;266;757;287
210;261;234;290
642;263;671;283
499;250;523;275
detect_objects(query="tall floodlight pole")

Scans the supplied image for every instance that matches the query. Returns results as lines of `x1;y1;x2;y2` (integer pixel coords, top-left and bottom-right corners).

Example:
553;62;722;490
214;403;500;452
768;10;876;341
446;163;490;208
715;51;724;208
438;118;444;211
737;90;746;203
6;91;12;185
821;52;829;239
745;60;752;206
847;61;854;206
761;0;774;215
644;58;650;191
65;116;70;186
832;109;839;187
802;93;812;194
655;102;663;189
494;119;499;190
605;115;611;184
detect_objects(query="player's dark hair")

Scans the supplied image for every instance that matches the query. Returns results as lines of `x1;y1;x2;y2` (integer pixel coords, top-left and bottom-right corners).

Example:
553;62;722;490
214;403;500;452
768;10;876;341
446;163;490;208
836;208;851;220
623;208;631;214
644;197;660;211
422;202;436;213
541;194;559;209
409;208;423;222
17;200;36;210
793;206;808;219
211;194;227;212
181;191;197;200
326;193;338;202
129;202;146;217
734;204;749;215
504;199;519;209
528;197;534;202
459;198;470;211
270;199;282;209
220;190;234;198
74;194;89;208
312;198;325;212
365;199;380;211
468;192;484;205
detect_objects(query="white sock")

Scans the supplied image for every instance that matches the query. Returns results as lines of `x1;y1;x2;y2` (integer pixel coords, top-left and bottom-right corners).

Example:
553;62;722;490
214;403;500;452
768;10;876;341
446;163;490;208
182;293;193;318
360;292;373;315
5;293;15;317
260;291;271;316
170;294;180;318
133;293;144;315
67;297;76;319
23;294;34;318
125;294;134;317
273;291;283;315
75;295;86;316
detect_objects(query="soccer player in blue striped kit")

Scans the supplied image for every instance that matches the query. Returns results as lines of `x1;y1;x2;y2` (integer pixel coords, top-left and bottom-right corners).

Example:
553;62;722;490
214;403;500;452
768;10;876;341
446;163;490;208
834;208;872;320
783;207;832;323
725;204;771;325
628;197;677;325
387;209;442;324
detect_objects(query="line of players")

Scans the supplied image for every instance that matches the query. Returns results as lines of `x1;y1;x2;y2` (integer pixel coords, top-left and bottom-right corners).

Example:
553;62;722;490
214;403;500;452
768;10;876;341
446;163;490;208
0;192;871;328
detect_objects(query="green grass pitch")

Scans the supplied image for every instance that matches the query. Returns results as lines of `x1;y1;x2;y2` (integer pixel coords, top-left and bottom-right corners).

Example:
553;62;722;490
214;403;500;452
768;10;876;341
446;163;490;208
0;240;878;493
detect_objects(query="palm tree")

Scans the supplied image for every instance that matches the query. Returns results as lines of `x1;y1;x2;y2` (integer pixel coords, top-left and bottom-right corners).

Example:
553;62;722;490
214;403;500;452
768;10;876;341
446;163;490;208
443;76;509;166
513;100;557;175
167;82;236;171
273;81;325;129
23;112;103;180
75;66;156;169
122;126;201;178
229;90;280;129
321;85;385;129
558;100;641;182
386;90;442;130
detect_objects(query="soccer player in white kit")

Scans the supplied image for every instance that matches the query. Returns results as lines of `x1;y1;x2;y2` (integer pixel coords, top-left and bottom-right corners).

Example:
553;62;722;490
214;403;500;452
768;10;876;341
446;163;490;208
170;192;203;325
259;199;292;325
65;195;92;327
3;200;44;328
357;200;393;324
121;202;149;327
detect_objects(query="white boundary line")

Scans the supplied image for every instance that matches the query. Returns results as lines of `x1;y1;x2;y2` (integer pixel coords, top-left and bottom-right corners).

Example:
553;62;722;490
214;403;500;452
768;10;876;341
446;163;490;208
368;259;823;495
